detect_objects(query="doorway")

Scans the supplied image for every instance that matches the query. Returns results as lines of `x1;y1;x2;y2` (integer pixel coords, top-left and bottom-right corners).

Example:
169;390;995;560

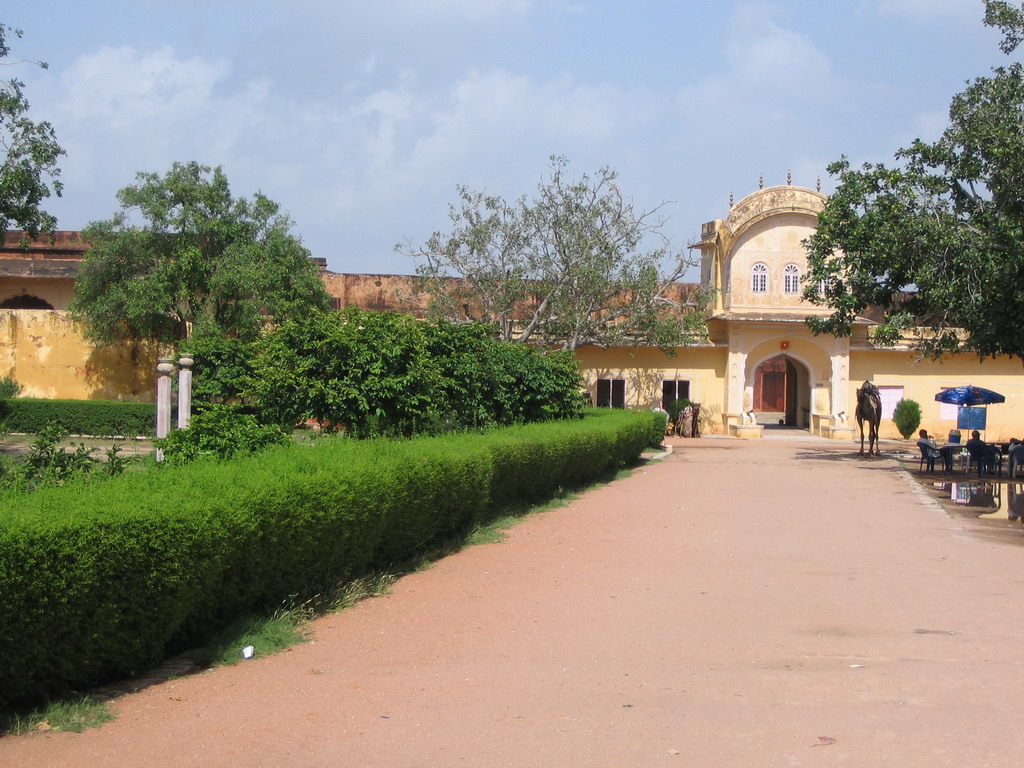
753;355;802;426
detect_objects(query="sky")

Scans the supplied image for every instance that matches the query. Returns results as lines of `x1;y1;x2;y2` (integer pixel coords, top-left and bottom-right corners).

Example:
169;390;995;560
3;0;1017;277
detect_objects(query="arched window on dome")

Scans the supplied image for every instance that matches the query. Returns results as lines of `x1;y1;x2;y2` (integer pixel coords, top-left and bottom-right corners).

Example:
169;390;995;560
751;262;768;294
783;263;800;294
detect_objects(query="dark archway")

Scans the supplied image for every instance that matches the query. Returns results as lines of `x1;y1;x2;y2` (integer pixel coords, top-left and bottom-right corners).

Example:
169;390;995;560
0;294;54;309
753;355;800;426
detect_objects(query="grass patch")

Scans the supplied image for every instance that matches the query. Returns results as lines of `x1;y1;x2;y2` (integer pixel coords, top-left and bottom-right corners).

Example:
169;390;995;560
194;572;399;669
2;697;114;735
465;515;521;545
194;612;308;668
321;572;398;612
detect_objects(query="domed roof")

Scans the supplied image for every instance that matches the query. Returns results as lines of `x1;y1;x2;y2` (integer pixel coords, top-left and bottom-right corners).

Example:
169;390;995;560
724;186;826;241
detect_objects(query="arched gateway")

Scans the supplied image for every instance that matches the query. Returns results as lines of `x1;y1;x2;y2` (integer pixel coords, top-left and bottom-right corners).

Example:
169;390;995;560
753;354;804;427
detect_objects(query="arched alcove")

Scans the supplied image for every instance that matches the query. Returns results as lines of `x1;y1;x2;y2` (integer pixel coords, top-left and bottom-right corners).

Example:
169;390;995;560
0;294;54;310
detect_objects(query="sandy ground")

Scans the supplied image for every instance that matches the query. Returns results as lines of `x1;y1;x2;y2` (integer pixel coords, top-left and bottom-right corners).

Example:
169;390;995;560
3;435;1024;767
0;435;155;460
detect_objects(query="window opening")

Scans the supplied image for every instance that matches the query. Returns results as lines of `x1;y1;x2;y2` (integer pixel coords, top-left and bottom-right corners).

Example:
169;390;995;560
751;263;768;293
662;380;690;411
877;385;905;419
783;264;800;294
596;378;626;409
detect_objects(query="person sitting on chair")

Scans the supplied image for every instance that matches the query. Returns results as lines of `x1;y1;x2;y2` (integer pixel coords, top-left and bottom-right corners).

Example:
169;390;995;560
1008;438;1024;477
966;429;1000;474
917;429;955;472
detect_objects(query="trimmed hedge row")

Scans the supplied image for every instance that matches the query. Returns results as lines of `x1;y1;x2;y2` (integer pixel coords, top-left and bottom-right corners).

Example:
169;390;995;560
0;409;660;706
0;398;157;437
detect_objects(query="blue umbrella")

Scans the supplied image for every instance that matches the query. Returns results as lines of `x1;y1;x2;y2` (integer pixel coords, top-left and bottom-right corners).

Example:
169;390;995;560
934;385;1006;406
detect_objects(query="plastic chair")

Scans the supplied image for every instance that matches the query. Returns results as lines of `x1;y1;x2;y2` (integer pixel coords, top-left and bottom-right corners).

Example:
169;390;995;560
917;443;936;473
966;443;1003;477
1010;448;1024;479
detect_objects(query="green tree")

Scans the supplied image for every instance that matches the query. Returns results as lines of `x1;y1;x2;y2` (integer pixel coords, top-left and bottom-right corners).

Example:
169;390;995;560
401;156;710;352
69;161;331;344
0;24;64;236
804;1;1024;361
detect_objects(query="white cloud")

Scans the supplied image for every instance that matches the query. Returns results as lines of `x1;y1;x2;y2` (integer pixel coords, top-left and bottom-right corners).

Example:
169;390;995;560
58;46;228;127
726;4;832;93
353;77;417;171
678;3;835;137
397;69;657;187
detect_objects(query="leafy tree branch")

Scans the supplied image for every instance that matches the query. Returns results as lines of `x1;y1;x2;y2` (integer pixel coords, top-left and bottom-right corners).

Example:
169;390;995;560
401;157;709;352
0;23;64;237
804;0;1024;361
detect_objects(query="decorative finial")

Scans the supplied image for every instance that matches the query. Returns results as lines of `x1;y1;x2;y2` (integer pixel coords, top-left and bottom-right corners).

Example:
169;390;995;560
787;169;792;185
816;176;821;192
758;174;763;189
729;191;734;208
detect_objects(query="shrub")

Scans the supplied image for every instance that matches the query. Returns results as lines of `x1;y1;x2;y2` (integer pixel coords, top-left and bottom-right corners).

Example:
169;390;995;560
425;321;585;427
648;409;668;447
180;336;258;405
0;376;22;400
252;309;586;436
668;397;691;423
155;405;289;464
0;399;155;437
253;308;443;436
892;398;922;439
0;426;133;496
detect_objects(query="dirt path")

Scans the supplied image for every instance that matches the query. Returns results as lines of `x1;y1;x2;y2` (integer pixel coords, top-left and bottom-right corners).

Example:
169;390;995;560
4;437;1024;767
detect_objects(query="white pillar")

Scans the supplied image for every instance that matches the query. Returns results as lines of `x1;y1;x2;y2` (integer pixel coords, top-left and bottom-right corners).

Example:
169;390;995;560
726;325;747;418
177;353;194;430
830;336;851;422
156;357;175;462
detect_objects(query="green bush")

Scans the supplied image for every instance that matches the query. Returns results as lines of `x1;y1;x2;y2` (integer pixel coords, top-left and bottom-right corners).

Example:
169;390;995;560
667;397;690;423
251;308;586;436
0;376;22;400
892;398;922;439
0;399;156;437
155;405;289;464
425;321;585;427
649;409;668;447
0;409;659;706
180;336;258;405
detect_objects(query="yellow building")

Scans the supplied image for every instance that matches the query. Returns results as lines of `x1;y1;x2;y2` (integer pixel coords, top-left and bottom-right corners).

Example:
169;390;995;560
3;186;1024;442
0;231;159;400
575;185;1024;441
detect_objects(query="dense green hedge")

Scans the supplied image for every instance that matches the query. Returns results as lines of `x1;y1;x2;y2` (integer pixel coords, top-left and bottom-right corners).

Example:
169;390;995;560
0;398;157;437
0;409;660;706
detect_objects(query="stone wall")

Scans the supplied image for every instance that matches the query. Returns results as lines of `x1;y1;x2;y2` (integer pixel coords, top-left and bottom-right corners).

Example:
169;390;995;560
0;310;159;401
